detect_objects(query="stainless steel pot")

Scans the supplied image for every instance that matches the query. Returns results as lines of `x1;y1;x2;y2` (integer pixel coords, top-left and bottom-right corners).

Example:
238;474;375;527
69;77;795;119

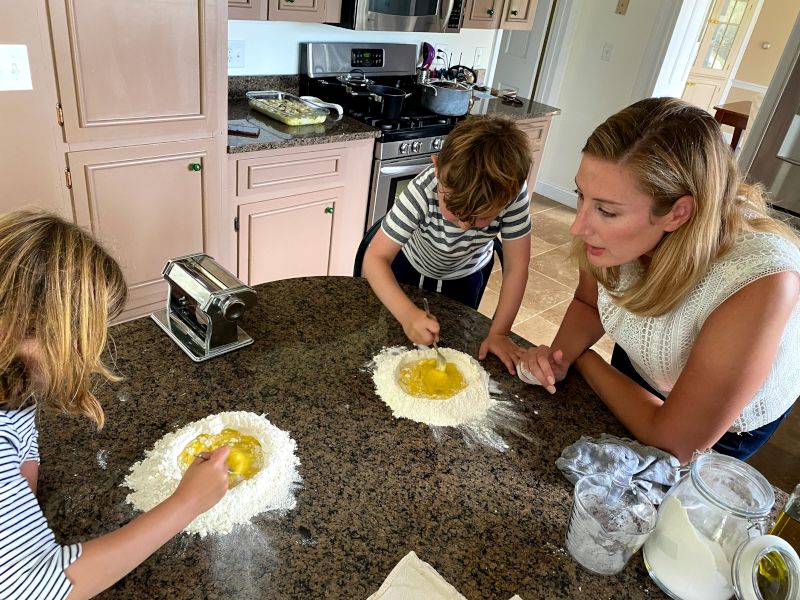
420;81;473;116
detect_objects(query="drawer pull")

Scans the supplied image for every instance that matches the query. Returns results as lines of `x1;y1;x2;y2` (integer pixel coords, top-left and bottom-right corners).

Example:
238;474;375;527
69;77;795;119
324;206;334;214
189;162;202;172
487;8;494;15
511;9;518;15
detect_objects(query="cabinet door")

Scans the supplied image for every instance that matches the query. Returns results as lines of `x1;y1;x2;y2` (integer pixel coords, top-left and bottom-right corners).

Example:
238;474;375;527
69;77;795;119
68;139;219;322
518;117;550;191
462;0;502;28
48;0;220;145
268;0;327;22
238;188;342;286
499;0;536;30
229;0;269;19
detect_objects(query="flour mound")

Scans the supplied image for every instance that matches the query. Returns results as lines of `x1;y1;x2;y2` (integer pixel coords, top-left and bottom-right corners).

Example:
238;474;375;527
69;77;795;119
372;346;493;426
124;411;301;537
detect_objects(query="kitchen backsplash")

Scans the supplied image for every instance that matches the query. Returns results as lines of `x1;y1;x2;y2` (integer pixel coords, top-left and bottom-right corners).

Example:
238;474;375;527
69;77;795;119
227;21;499;77
228;75;299;99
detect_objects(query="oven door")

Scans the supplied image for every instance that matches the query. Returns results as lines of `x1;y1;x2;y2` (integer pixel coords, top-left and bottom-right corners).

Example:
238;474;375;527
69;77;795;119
366;155;433;230
354;0;445;31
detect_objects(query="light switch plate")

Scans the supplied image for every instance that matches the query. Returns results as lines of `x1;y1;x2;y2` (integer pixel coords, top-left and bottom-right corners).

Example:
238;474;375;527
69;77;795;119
228;40;245;69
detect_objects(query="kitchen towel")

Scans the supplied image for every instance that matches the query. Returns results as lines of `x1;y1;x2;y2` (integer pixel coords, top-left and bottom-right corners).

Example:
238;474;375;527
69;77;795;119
556;434;680;505
366;551;526;600
366;551;467;600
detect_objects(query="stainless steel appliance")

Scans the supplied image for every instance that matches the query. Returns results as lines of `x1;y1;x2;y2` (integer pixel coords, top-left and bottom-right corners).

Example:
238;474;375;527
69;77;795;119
743;23;800;217
151;254;257;362
300;42;465;230
334;0;463;32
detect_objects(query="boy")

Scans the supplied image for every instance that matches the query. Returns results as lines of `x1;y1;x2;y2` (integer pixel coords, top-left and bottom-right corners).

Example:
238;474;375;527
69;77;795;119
363;115;533;374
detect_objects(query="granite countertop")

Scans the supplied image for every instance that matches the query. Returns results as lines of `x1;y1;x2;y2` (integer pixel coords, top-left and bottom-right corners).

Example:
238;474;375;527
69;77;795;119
227;98;379;154
470;94;561;121
36;277;787;599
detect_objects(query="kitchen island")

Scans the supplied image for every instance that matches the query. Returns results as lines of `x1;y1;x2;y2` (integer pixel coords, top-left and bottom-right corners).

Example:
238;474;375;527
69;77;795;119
36;277;784;599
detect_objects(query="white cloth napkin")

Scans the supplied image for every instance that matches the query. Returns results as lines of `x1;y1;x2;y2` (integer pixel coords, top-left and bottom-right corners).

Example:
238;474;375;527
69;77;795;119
366;551;525;600
516;360;541;386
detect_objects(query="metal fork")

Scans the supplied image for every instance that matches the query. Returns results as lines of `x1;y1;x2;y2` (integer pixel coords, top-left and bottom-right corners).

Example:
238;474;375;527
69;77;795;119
422;297;446;370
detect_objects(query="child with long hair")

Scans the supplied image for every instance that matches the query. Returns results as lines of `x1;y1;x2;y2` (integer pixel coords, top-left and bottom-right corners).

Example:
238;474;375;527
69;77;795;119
0;210;230;599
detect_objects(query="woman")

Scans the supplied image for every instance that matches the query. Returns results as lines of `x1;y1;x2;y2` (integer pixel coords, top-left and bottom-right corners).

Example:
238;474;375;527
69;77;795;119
521;97;800;463
0;210;230;599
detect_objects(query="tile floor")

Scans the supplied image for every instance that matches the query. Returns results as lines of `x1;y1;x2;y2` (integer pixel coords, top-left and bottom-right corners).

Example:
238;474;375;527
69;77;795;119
479;193;799;492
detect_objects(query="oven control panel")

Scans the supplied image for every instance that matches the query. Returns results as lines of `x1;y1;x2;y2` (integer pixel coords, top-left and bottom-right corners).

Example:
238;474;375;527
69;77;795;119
351;49;384;68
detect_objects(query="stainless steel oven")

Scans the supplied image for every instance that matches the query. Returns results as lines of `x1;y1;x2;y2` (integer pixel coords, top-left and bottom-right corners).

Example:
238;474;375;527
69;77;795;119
335;0;463;32
367;131;453;227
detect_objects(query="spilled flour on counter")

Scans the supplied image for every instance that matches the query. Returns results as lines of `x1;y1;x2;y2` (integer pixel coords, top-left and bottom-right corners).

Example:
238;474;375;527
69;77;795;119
369;346;528;451
124;411;301;537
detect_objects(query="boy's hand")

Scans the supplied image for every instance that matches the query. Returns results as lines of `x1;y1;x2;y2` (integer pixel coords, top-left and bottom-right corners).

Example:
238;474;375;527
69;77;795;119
402;307;440;346
479;333;524;375
519;346;569;394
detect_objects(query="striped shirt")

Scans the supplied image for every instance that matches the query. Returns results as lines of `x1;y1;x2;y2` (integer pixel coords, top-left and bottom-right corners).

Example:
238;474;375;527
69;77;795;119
1;403;81;600
383;165;531;279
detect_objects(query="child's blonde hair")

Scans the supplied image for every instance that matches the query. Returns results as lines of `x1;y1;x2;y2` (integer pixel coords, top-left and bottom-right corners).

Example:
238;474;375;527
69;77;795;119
437;115;532;225
574;97;799;317
0;210;127;428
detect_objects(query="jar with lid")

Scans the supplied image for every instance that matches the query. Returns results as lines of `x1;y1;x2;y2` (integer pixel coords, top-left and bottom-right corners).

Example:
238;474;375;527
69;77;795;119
643;453;800;600
770;481;799;550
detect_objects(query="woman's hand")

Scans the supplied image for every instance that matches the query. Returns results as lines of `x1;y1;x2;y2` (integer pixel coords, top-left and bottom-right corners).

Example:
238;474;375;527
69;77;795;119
479;333;524;374
520;346;570;394
402;307;440;346
172;445;230;516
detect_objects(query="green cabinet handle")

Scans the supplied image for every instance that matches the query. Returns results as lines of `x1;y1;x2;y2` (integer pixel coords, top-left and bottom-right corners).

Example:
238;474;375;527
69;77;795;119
511;9;518;15
324;206;334;214
189;162;202;171
285;0;295;3
487;8;494;15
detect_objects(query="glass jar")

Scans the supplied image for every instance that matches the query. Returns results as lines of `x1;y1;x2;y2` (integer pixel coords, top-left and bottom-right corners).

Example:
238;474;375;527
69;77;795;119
770;482;799;550
643;453;800;600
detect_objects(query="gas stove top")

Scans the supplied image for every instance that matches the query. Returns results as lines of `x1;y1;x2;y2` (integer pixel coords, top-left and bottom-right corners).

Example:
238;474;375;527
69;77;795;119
300;77;464;146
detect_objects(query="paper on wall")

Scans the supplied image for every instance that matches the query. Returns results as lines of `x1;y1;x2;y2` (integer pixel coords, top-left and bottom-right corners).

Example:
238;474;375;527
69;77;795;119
0;45;33;91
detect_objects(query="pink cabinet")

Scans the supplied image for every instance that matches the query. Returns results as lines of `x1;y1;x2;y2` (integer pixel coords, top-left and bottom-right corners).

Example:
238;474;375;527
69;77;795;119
228;0;340;21
462;0;536;29
238;188;340;285
68;139;220;322
227;139;374;284
517;116;551;191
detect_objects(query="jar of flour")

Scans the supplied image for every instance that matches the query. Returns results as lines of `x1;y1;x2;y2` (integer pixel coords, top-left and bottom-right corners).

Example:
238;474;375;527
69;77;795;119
643;453;800;600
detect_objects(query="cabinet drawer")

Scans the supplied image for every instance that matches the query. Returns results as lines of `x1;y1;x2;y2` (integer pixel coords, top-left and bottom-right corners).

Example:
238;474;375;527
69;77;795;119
518;119;550;152
236;147;345;198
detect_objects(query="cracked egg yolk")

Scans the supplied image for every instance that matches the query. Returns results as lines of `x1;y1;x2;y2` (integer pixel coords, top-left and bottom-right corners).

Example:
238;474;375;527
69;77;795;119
397;358;467;399
177;428;264;487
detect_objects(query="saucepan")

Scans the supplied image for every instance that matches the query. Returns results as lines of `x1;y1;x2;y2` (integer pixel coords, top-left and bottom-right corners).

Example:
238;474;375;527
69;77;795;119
420;80;474;117
367;84;412;120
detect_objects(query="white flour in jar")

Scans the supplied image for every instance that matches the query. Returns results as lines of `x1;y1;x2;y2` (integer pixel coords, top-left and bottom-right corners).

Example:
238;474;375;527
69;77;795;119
643;495;732;600
124;411;301;537
368;346;528;450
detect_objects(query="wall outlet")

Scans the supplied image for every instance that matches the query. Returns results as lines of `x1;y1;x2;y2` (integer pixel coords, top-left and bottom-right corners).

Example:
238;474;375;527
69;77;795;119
228;40;245;69
435;44;449;67
473;47;485;68
615;0;629;15
601;42;613;62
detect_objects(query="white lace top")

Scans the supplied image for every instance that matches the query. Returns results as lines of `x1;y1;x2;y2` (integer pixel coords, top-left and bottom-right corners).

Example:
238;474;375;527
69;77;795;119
598;232;800;432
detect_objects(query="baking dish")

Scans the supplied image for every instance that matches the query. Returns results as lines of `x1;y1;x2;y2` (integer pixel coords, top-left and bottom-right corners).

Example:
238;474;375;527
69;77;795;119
246;91;328;126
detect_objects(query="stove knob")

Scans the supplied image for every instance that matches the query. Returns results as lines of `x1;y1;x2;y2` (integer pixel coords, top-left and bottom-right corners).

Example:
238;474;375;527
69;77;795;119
432;138;443;151
411;141;422;153
399;142;410;154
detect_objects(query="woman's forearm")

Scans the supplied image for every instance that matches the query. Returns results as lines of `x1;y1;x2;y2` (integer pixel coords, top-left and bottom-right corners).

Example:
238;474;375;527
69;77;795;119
550;297;606;364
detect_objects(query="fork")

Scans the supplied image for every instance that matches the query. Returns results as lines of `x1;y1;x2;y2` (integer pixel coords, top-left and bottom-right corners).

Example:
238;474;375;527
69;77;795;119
422;298;446;370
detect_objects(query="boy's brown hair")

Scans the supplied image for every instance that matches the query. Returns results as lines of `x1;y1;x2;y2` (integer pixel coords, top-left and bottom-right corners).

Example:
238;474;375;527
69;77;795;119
436;115;532;225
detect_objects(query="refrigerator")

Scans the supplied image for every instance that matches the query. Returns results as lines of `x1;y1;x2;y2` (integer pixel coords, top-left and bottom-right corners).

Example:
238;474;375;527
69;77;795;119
744;16;800;217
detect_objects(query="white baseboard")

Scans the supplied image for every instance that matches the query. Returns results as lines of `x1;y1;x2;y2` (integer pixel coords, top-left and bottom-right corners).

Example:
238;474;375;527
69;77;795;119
534;180;578;209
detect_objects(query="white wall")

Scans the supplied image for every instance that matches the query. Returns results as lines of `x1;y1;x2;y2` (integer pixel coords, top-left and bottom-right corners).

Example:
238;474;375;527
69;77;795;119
536;0;677;206
228;21;499;77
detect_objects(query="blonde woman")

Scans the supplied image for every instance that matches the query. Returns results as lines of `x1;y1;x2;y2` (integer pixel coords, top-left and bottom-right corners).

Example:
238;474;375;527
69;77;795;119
520;97;800;464
0;211;230;599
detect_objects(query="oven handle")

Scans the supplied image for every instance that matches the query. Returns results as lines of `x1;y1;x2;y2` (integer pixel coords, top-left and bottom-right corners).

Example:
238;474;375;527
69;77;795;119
380;164;430;176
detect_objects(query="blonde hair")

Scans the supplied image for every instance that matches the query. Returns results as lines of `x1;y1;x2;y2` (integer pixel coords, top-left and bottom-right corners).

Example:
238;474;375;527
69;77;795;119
574;97;799;316
437;115;532;225
0;210;127;428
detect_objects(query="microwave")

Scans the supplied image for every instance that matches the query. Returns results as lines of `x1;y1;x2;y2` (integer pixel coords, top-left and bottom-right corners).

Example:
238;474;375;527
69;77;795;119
334;0;463;32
